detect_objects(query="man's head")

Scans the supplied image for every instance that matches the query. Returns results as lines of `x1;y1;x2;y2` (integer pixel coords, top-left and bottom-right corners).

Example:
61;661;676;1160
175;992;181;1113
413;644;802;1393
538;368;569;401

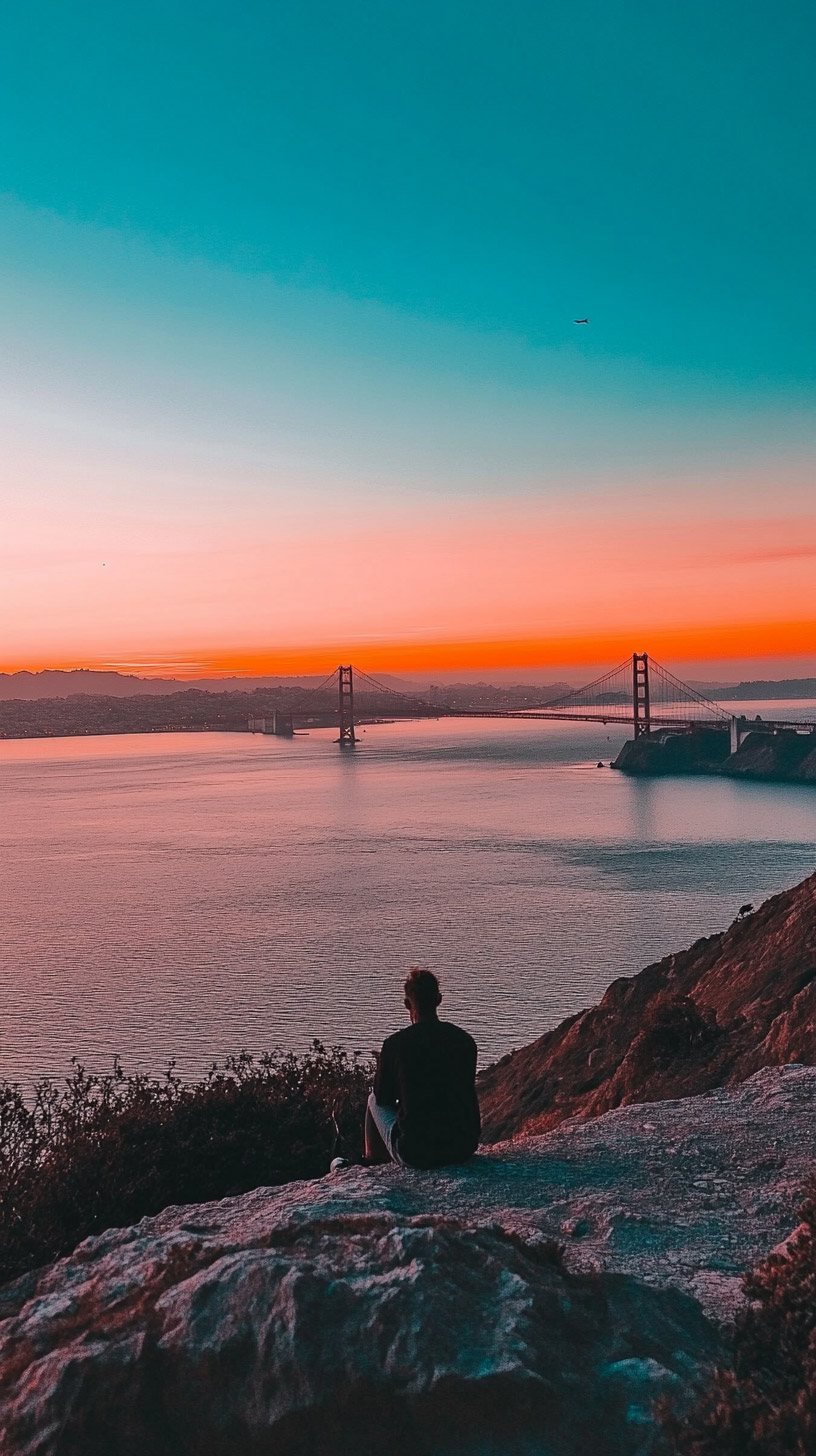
404;968;442;1022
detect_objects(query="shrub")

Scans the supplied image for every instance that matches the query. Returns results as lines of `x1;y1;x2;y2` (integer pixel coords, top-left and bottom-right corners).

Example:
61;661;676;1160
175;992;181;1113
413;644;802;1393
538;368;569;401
0;1043;373;1287
667;1177;816;1455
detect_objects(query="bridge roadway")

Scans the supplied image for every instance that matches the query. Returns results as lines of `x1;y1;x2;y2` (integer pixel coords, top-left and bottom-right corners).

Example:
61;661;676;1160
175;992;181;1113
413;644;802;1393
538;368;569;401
349;705;816;733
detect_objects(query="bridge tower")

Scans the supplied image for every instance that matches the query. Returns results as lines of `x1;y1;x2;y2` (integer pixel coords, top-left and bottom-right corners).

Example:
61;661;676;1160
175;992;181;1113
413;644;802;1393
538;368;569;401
632;653;651;738
337;665;356;745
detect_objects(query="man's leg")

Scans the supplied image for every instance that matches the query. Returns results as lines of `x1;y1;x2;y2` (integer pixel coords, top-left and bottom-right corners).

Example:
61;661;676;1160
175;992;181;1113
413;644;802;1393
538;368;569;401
365;1092;399;1164
365;1101;391;1163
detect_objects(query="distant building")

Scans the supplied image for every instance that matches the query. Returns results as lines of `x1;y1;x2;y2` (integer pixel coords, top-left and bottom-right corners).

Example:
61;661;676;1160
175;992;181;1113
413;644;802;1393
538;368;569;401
248;711;293;737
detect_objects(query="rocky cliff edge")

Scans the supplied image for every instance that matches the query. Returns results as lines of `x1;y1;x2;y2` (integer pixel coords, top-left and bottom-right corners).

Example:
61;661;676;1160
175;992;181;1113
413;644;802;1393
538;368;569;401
478;869;816;1141
3;1065;816;1456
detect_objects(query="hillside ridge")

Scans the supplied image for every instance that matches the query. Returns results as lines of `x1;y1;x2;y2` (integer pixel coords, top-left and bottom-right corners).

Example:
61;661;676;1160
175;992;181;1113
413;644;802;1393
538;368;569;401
478;869;816;1141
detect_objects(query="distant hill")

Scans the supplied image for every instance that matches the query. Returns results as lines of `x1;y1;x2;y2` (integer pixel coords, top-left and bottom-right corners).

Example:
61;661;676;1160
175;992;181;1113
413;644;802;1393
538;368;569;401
428;681;572;709
0;670;329;701
713;679;816;701
5;668;813;705
0;669;573;704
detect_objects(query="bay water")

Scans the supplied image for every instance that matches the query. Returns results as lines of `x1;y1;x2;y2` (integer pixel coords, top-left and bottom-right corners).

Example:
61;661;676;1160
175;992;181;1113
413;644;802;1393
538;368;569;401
1;706;815;1084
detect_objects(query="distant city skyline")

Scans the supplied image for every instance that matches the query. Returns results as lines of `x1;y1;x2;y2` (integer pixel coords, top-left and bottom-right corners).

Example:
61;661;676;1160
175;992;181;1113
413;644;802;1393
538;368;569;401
1;1;813;677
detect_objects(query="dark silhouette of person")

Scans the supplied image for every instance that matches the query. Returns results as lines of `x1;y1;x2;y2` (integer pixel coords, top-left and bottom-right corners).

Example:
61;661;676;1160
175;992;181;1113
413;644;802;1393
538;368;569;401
365;968;480;1168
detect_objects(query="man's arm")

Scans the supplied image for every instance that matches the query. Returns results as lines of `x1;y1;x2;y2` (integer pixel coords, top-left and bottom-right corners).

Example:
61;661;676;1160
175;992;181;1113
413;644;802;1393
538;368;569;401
373;1036;399;1107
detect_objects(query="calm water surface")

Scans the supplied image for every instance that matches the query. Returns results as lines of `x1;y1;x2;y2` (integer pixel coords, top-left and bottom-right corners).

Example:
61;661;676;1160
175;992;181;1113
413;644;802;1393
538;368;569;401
1;708;815;1083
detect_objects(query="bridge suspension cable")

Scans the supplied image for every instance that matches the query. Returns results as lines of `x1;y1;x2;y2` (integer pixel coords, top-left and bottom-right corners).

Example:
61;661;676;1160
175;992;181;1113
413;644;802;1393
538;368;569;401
526;653;730;727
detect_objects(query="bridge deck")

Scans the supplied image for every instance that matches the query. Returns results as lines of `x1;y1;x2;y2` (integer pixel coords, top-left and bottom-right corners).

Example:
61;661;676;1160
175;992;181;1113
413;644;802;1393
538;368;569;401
332;707;816;731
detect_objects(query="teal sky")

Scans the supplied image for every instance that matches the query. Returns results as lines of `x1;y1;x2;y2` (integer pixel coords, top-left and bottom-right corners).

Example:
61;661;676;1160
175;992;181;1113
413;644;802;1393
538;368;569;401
0;0;814;672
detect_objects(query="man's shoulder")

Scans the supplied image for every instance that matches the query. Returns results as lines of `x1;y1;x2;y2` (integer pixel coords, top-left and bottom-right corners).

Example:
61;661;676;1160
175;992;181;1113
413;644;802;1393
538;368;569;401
440;1020;477;1051
381;1021;477;1054
380;1026;413;1054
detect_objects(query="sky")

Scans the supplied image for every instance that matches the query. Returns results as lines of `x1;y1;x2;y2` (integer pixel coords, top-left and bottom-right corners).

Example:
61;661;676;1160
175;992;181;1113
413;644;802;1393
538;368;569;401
1;0;814;680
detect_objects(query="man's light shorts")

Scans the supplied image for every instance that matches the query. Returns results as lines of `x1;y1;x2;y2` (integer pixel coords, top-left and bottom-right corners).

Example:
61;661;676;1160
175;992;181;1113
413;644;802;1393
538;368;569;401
367;1092;407;1166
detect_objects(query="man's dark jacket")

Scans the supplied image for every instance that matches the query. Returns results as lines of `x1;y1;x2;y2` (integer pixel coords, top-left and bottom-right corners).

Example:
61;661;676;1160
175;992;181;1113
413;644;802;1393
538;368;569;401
373;1018;480;1168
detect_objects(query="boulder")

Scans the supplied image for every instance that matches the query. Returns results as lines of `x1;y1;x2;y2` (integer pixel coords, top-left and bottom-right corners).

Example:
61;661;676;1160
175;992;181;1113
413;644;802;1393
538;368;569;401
0;1211;719;1456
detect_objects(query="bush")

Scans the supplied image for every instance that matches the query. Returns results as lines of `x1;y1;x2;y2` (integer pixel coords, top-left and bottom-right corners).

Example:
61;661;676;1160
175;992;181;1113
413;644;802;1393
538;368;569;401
668;1178;816;1455
0;1043;373;1287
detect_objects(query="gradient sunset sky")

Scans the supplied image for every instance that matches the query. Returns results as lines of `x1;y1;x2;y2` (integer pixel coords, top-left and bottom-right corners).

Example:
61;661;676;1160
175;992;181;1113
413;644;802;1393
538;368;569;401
1;0;814;680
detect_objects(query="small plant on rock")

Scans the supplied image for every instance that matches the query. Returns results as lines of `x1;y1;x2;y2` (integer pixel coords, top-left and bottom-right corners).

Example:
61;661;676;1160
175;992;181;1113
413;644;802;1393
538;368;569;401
667;1177;816;1455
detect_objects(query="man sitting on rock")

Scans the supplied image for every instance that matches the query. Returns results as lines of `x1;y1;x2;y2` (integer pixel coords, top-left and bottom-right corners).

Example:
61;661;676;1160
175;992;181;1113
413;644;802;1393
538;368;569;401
364;968;481;1169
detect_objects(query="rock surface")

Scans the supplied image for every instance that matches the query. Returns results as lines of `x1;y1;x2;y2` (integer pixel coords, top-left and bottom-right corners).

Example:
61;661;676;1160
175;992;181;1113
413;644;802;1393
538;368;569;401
478;870;816;1140
723;728;816;781
4;1066;816;1456
0;1217;718;1456
612;726;816;781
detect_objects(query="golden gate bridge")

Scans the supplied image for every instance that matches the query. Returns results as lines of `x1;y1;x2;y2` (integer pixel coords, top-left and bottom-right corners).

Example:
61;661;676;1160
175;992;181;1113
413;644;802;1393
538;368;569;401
250;653;816;750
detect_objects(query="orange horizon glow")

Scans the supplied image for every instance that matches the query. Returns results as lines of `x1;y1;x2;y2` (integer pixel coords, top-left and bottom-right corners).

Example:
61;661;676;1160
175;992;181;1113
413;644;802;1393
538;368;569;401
3;617;815;679
4;475;815;681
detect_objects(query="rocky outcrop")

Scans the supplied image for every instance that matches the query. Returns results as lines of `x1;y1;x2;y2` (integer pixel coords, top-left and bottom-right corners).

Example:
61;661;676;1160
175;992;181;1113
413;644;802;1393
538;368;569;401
0;1215;718;1456
478;870;816;1141
612;727;816;782
612;730;730;776
722;728;816;780
4;1066;816;1456
798;744;816;780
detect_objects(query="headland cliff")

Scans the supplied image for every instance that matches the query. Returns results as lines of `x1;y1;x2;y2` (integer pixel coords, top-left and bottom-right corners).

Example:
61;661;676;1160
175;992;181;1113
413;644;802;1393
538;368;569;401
613;725;816;783
478;869;816;1140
